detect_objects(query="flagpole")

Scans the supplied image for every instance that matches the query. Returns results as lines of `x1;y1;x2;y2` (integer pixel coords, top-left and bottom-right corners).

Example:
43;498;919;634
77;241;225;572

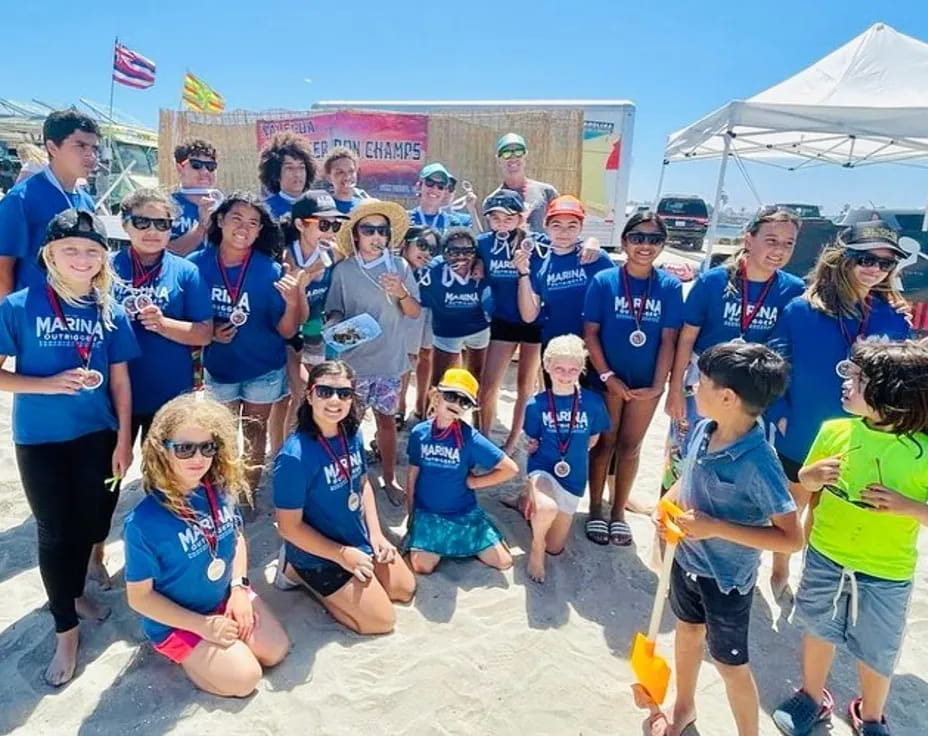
108;37;117;123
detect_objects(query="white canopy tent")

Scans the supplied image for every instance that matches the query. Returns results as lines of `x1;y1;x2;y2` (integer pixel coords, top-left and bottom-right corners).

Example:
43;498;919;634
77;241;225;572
659;22;928;256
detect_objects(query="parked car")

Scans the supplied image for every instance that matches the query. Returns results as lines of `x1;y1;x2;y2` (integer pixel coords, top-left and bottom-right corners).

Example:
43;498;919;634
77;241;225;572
657;194;709;250
775;202;822;219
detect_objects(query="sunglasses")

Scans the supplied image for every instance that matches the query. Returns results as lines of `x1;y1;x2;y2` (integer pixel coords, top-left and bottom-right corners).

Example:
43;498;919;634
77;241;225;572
441;390;476;410
423;178;449;191
127;215;173;232
305;217;343;233
406;236;440;255
163;439;219;459
822;484;875;509
846;249;899;272
357;224;391;237
498;148;526;160
446;246;476;258
188;159;218;172
314;384;354;400
626;232;666;246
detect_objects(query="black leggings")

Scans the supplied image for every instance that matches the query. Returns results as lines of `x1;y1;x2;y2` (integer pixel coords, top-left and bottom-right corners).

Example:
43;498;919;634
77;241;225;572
16;430;119;632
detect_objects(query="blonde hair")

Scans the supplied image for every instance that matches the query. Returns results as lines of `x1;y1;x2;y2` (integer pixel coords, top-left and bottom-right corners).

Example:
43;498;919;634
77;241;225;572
40;240;117;329
805;244;906;318
141;394;251;514
16;143;47;167
543;334;588;369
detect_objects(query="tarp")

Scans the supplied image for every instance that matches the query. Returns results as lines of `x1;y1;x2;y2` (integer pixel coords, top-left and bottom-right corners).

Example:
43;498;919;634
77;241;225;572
665;23;928;168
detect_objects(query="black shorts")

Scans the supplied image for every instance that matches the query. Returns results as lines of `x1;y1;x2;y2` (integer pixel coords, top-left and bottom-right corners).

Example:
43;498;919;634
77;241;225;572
490;317;541;345
776;451;802;483
669;561;753;666
291;561;354;597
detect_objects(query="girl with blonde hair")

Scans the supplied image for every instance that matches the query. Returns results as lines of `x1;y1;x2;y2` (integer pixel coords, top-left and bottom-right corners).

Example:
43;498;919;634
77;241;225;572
0;209;138;685
124;394;289;697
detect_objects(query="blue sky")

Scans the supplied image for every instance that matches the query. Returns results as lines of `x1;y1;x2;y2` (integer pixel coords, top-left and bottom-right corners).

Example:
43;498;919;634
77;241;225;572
3;0;927;212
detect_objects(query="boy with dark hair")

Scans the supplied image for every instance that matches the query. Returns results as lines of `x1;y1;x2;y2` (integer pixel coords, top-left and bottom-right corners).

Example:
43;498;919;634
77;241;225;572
322;146;368;214
259;132;317;219
0;109;99;298
656;341;803;736
169;138;220;256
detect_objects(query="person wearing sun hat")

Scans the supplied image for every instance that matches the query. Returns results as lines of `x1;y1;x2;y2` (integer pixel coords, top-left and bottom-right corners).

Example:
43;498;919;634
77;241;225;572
405;368;518;575
483;133;558;233
325;199;421;505
408;163;471;234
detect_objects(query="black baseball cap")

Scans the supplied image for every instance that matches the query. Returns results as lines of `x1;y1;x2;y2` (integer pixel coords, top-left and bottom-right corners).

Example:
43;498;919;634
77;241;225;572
839;220;906;258
291;190;348;220
483;189;525;215
45;209;108;248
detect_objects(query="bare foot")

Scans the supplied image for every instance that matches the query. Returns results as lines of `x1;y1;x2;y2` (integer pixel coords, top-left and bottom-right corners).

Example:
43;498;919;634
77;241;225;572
501;440;519;458
625;496;655;515
381;479;406;507
770;574;794;604
527;545;546;583
75;595;111;623
86;557;112;590
45;627;79;687
667;705;697;736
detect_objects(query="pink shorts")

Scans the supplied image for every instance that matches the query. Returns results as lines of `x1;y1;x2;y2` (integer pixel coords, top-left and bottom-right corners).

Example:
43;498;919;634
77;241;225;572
153;589;258;664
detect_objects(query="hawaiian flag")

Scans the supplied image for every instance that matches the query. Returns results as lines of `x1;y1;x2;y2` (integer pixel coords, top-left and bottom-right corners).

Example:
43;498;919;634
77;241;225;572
112;41;156;89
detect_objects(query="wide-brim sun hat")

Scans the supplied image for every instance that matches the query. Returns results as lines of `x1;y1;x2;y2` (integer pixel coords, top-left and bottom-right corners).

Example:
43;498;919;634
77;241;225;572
336;199;410;257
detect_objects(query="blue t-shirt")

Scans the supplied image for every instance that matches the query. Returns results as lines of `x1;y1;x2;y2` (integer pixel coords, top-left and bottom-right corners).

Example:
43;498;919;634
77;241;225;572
265;192;298;221
111;249;213;415
170;192;202;242
407;208;470;233
0;170;95;290
419;258;489;338
583;266;684;389
188;247;287;383
407;419;504;515
123;486;242;643
768;296;911;463
524;388;610;496
676;420;796;594
0;286;140;444
273;429;372;569
684;266;805;353
476;231;543;324
333;195;364;215
531;249;613;343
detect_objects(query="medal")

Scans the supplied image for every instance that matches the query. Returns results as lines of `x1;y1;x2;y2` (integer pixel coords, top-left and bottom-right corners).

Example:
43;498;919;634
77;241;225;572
81;369;104;390
45;285;101;387
217;249;253;328
554;460;571;478
836;297;872;378
134;293;154;312
835;359;855;379
122;294;138;315
738;263;776;338
546;388;580;483
621;265;652;348
206;557;226;582
730;336;747;345
229;307;248;326
629;329;647;348
347;492;361;511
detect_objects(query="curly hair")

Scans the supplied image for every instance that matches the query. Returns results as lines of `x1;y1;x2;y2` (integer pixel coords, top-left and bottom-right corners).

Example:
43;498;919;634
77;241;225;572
851;339;928;444
141;394;252;511
174;138;217;164
323;146;359;174
805;243;906;319
296;361;361;439
206;191;282;258
258;132;317;195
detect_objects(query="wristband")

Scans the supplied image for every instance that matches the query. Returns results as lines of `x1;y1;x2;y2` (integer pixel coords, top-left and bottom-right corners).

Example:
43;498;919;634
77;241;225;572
398;291;409;301
518;273;530;278
599;370;615;383
230;576;250;589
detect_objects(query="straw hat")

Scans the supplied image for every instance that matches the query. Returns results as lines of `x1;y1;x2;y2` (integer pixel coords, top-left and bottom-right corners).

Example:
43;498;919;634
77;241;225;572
336;199;410;257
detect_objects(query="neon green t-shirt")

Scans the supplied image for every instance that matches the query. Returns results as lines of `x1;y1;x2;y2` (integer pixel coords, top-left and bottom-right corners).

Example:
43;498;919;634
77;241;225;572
805;418;928;581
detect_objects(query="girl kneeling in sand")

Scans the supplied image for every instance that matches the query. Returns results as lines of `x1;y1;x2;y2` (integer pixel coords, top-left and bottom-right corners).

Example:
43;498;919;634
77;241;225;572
406;368;518;574
273;360;416;634
124;394;289;697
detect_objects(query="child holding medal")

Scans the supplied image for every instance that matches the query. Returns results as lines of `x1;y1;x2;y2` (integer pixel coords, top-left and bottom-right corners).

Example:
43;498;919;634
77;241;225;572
406;369;518;574
273;361;416;634
0;209;139;685
112;188;213;441
124;394;289;697
583;212;683;546
517;335;610;582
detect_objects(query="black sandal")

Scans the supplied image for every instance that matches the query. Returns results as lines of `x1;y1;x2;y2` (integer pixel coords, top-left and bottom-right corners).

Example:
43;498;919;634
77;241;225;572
585;518;610;545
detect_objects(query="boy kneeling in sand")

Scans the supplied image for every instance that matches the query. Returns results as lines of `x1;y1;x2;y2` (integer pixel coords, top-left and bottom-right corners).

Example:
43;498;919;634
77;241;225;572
655;342;802;736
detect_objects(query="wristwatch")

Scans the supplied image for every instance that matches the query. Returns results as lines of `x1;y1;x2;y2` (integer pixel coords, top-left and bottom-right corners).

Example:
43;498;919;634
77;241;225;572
230;576;251;589
599;370;615;383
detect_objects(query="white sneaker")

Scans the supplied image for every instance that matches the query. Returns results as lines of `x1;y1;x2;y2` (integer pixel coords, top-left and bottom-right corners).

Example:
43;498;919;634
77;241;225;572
273;544;299;591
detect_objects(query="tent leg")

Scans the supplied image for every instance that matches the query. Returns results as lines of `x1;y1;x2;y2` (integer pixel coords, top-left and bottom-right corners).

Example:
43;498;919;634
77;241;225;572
651;157;668;211
703;132;732;267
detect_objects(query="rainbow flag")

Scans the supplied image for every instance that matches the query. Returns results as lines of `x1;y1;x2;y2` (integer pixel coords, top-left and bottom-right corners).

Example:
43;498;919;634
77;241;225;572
182;72;225;114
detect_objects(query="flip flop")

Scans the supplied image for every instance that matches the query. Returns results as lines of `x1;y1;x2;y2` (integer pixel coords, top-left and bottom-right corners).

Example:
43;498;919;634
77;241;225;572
381;480;406;507
585;518;610;545
609;520;633;546
366;440;382;466
848;697;891;736
394;413;405;431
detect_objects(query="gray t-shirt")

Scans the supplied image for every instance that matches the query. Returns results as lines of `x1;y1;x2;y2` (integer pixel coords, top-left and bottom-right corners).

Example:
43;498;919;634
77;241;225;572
324;254;420;379
484;178;558;232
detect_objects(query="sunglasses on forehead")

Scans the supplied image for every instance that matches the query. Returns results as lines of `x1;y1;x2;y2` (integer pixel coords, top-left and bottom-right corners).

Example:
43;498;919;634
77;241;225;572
188;159;217;172
163;439;219;459
357;224;391;237
127;215;173;232
625;232;666;246
304;217;343;233
441;390;476;410
498;148;526;160
313;384;354;400
845;249;899;272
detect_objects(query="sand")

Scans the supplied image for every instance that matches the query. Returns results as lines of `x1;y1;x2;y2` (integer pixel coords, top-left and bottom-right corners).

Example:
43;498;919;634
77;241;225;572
1;342;926;735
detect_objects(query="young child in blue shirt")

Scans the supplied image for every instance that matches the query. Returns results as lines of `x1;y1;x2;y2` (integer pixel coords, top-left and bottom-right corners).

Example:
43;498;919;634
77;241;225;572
406;368;518;574
656;342;802;736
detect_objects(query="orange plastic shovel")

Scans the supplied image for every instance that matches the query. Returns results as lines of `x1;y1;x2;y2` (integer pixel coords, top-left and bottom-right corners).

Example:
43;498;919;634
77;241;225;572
631;498;685;706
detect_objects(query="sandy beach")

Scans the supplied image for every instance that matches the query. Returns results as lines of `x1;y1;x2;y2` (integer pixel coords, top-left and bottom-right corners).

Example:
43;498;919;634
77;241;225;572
0;360;926;736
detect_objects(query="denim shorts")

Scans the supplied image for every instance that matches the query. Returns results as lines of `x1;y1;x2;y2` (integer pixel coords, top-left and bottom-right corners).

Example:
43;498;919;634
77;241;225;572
205;365;289;404
355;375;402;416
432;327;491;354
794;546;912;678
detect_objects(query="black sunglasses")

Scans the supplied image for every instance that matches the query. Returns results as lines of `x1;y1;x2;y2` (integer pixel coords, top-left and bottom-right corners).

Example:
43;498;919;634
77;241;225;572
446;246;476;258
357;224;391;237
626;232;666;246
406;236;440;255
188;159;218;172
441;390;475;410
423;178;449;191
305;217;343;233
314;384;354;400
163;439;219;459
127;215;173;232
846;249;899;272
822;484;875;509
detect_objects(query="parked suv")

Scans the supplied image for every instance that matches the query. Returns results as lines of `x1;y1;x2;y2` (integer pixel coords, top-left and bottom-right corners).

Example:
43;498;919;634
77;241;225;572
656;195;709;250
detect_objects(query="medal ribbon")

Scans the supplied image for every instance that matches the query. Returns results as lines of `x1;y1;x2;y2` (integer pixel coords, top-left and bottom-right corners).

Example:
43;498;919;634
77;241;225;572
621;266;652;331
545;388;579;458
319;428;353;485
216;249;253;309
838;295;872;353
163;480;222;558
431;418;463;449
130;249;164;289
739;262;776;335
45;286;99;368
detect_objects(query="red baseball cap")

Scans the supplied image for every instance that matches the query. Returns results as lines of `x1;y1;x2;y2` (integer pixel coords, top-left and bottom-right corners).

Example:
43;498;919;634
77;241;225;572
545;195;586;223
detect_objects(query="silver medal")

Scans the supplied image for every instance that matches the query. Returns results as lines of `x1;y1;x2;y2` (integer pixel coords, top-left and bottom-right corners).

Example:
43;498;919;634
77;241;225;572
81;369;104;390
347;492;361;511
229;308;248;326
835;359;855;379
122;295;138;315
554;460;571;478
134;293;154;312
629;329;647;348
206;557;226;582
730;336;747;345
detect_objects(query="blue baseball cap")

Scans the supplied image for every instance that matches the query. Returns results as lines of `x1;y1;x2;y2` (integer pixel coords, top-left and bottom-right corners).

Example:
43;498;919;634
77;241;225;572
496;133;527;156
483;189;525;215
419;162;453;184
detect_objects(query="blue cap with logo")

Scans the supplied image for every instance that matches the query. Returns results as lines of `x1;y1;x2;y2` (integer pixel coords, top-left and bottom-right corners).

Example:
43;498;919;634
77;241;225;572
483;189;525;215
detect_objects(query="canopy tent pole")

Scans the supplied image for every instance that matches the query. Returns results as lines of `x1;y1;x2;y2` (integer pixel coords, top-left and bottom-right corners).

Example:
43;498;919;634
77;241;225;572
651;155;668;210
702;130;732;265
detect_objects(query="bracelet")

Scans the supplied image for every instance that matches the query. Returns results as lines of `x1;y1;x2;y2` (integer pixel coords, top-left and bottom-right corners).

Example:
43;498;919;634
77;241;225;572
398;291;409;301
599;370;615;382
518;273;530;279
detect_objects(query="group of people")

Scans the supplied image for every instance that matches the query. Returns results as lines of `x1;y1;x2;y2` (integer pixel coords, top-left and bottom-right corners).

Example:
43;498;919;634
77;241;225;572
0;109;924;736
